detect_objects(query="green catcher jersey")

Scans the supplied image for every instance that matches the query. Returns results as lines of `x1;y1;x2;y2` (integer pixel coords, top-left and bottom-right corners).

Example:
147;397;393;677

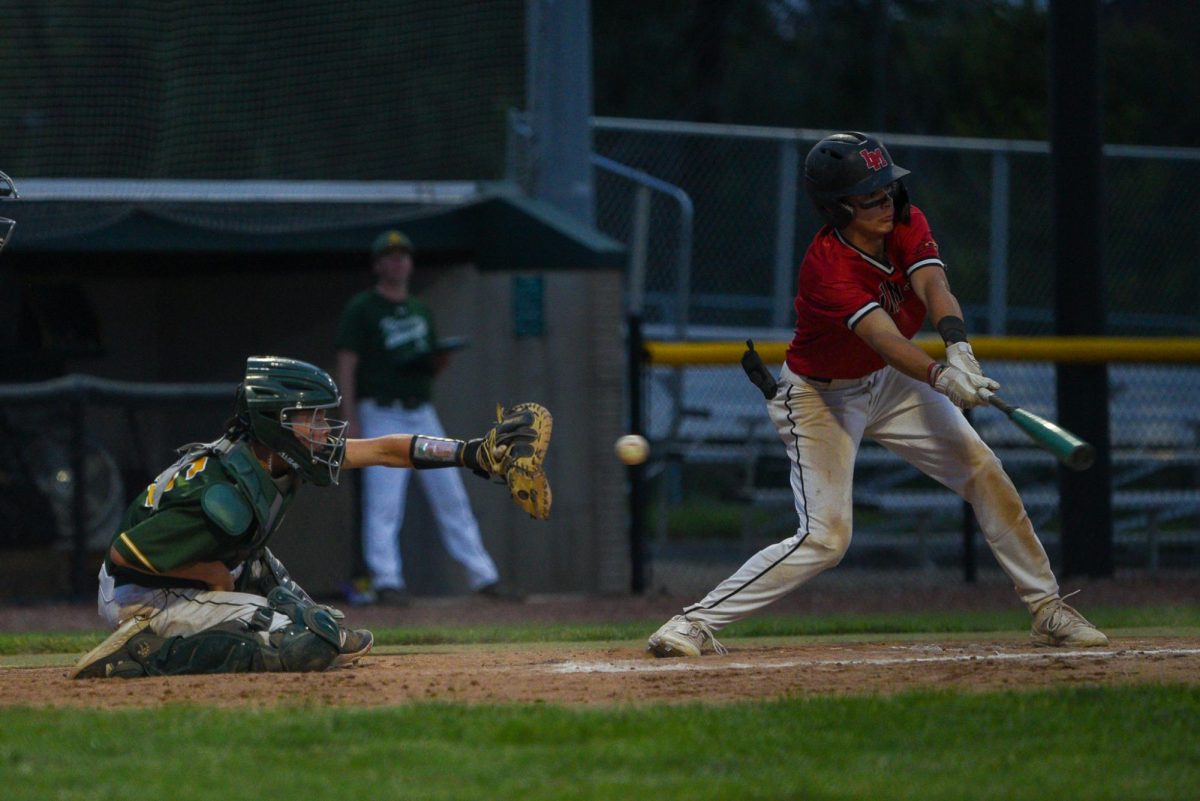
105;445;295;589
334;291;438;403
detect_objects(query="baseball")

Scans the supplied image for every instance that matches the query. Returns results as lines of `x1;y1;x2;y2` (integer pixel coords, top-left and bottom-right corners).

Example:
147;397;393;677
614;434;650;465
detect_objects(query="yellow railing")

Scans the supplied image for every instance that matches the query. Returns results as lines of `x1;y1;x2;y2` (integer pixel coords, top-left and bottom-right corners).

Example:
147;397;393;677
644;337;1200;366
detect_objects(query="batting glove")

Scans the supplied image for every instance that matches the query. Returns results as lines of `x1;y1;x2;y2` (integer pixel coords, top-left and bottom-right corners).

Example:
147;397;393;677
945;341;990;380
931;364;999;409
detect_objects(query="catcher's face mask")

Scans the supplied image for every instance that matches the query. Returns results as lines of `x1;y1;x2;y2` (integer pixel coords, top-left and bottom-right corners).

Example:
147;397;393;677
0;171;17;255
278;405;348;486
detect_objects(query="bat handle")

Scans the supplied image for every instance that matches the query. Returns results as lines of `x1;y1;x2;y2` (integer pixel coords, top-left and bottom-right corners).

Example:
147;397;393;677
977;388;1014;414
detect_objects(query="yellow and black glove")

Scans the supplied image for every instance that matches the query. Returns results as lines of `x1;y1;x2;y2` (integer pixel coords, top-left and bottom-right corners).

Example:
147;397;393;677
463;403;553;520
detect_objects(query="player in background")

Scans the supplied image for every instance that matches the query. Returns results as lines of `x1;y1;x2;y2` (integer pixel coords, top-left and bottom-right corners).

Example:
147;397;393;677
648;132;1107;657
70;356;550;679
336;230;517;604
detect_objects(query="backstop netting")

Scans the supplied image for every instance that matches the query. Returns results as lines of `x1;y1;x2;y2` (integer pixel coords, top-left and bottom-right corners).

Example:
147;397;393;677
1;0;524;180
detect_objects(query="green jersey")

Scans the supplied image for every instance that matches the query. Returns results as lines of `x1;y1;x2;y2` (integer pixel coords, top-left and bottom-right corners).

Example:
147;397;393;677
105;441;296;589
334;291;438;404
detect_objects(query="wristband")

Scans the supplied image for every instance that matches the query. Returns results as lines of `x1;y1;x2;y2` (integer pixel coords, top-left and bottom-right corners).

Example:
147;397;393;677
935;315;967;345
927;362;946;387
409;435;466;469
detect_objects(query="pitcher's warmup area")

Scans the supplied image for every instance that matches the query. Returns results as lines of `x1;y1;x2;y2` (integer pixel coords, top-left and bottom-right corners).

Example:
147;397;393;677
1;575;1197;708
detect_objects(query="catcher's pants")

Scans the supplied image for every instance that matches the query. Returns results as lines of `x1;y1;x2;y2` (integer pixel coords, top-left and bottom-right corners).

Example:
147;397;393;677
684;363;1060;631
97;563;291;638
359;399;499;592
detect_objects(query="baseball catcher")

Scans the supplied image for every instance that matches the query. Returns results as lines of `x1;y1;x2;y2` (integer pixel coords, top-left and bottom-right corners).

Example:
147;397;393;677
70;356;552;679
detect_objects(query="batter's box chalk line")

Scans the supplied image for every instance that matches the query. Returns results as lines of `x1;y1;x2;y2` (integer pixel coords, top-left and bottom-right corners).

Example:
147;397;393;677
545;647;1200;674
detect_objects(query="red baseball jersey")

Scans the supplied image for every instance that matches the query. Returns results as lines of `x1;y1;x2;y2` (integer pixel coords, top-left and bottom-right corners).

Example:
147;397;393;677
786;205;944;379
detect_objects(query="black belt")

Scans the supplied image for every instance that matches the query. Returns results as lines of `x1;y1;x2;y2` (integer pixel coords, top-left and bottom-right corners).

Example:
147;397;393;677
800;374;832;384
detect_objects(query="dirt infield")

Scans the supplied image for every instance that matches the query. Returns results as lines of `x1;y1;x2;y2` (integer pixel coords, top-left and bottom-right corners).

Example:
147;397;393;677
1;571;1196;708
3;637;1199;708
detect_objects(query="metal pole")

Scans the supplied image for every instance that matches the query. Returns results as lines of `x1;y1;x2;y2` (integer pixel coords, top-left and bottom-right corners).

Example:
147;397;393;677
1050;0;1112;577
988;150;1010;334
525;0;594;225
628;187;651;593
772;139;799;329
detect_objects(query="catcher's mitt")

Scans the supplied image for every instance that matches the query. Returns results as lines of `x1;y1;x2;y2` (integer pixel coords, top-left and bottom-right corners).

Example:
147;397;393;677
464;402;552;520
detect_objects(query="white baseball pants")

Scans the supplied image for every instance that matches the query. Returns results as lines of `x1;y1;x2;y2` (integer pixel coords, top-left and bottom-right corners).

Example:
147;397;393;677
358;399;499;592
97;562;291;637
685;362;1060;630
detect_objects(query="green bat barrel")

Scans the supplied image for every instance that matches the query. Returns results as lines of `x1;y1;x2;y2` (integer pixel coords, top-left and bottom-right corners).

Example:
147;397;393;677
979;390;1096;471
1008;409;1096;471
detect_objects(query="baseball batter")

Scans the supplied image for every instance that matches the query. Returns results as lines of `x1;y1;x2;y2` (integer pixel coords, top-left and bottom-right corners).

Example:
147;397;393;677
648;132;1107;657
70;356;551;679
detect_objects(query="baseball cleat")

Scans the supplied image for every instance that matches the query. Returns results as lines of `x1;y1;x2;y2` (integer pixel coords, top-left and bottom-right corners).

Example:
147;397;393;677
646;614;728;658
330;627;374;668
1030;597;1109;647
68;616;158;679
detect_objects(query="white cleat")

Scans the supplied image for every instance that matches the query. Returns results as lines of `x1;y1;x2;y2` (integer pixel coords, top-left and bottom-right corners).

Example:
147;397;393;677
1030;596;1109;647
646;614;728;658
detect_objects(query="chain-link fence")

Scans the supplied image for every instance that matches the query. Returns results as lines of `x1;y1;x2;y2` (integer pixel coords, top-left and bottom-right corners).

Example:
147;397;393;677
589;118;1200;337
510;115;1200;589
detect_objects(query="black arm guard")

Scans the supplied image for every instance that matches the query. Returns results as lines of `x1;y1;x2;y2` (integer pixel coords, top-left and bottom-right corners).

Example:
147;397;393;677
936;315;968;344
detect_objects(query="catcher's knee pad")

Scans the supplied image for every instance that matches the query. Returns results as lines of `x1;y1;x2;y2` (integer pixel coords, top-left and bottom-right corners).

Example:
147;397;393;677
266;624;340;672
263;585;342;672
146;622;268;675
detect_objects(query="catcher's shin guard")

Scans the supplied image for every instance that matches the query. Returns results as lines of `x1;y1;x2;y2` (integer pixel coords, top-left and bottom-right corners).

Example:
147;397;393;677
143;620;340;675
264;585;346;671
145;623;270;675
147;588;344;674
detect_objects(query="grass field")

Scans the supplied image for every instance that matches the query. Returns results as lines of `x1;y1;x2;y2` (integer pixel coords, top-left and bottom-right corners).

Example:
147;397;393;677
1;606;1197;800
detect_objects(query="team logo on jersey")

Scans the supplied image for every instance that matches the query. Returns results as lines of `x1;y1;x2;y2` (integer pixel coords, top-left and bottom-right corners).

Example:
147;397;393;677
380;314;430;351
878;280;905;315
860;148;888;171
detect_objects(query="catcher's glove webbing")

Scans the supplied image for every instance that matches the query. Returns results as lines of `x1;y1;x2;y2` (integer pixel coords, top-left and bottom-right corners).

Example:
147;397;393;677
464;402;552;520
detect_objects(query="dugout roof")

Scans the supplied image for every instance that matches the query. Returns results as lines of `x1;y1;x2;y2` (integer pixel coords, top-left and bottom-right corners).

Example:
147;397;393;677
2;180;624;271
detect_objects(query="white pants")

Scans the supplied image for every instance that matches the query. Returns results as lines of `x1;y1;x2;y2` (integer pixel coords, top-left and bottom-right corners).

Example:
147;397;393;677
97;563;291;638
359;399;499;591
685;363;1060;630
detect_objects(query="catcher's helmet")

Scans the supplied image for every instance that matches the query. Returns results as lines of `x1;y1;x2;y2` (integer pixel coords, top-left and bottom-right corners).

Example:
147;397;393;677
804;132;911;228
236;356;347;486
0;171;18;256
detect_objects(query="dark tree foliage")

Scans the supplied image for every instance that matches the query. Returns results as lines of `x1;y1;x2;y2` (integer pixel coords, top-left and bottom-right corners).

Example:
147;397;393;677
593;0;1200;146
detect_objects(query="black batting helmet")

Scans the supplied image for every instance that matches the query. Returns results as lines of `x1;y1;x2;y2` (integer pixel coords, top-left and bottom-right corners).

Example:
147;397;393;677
804;132;911;228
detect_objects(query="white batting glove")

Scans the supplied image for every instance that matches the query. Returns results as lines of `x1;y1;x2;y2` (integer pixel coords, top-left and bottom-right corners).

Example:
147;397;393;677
945;341;988;379
932;364;999;409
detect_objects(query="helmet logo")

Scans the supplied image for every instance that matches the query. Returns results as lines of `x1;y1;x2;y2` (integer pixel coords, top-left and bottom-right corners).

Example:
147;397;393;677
860;148;889;171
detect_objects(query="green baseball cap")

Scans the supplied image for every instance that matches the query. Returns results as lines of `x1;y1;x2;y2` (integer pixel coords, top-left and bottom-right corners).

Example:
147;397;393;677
371;229;414;258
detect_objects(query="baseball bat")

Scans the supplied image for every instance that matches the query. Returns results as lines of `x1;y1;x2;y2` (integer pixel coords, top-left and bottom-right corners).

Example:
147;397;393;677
977;388;1095;471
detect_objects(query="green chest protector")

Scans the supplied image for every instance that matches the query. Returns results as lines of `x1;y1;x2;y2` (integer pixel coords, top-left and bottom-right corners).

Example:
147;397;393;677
149;435;295;548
